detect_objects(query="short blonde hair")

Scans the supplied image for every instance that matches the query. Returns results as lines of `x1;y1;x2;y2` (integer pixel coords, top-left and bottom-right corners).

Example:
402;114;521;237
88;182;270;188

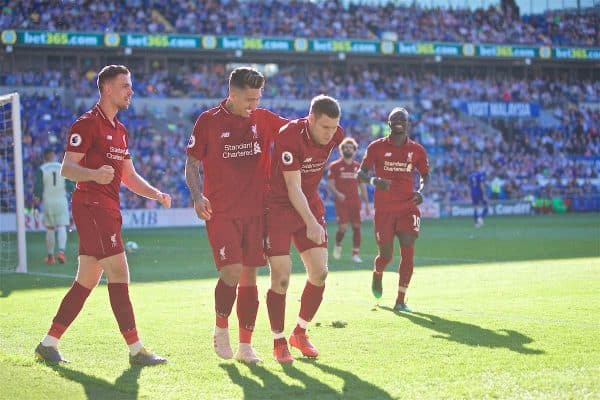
339;137;358;152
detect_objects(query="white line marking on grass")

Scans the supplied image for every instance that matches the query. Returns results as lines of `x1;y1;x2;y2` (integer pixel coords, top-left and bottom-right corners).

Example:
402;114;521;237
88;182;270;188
345;252;491;263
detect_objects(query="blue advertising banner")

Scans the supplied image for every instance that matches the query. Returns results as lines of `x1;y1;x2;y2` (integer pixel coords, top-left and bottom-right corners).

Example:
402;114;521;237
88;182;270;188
459;102;541;118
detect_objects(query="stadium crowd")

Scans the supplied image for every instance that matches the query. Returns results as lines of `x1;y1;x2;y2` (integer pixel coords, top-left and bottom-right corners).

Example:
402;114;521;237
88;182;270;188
10;77;598;211
2;66;599;106
1;0;598;46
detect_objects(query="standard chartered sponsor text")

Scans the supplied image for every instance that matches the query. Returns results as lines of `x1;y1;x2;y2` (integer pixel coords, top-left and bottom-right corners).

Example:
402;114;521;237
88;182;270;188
107;146;127;160
222;142;258;158
301;161;326;173
384;160;412;172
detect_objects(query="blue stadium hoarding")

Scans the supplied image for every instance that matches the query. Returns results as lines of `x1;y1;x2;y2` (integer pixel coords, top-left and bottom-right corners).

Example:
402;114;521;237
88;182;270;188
2;30;599;60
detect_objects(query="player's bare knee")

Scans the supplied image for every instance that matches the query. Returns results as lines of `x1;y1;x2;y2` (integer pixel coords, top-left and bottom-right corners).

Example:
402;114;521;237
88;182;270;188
376;254;392;267
308;267;328;286
220;264;242;286
276;278;289;291
319;268;328;283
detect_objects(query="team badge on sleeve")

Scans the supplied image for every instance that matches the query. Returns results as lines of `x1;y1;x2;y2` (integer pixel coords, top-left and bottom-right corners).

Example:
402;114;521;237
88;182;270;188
282;151;293;165
69;133;82;147
187;135;196;148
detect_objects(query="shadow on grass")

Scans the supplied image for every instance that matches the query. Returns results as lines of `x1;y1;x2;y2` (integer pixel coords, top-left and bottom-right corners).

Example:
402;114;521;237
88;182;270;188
380;308;545;355
47;363;142;400
221;360;393;400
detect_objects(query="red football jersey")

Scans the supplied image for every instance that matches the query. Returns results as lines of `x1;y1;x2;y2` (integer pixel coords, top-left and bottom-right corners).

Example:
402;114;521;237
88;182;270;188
328;158;361;208
269;118;344;216
361;137;429;213
187;101;288;218
67;104;130;210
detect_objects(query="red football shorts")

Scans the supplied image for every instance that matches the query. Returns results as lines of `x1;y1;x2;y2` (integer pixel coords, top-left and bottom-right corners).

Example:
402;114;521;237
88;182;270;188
266;207;328;256
335;202;361;225
373;208;421;244
72;202;124;260
205;214;266;270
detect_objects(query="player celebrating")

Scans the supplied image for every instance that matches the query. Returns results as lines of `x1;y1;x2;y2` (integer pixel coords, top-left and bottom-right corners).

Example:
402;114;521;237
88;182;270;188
35;65;171;365
185;67;287;364
266;95;344;363
469;160;488;228
34;148;75;265
358;107;429;312
327;137;370;263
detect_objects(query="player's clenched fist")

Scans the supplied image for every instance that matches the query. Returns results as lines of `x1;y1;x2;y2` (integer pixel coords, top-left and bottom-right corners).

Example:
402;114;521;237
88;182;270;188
94;165;114;184
193;194;212;220
372;177;391;191
306;220;326;245
156;192;172;208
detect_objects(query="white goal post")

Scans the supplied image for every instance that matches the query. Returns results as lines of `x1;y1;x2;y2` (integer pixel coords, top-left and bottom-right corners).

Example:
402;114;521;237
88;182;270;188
0;92;27;273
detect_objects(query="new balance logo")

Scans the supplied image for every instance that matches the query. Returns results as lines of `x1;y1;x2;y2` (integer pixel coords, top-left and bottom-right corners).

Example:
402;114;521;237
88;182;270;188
384;152;392;157
303;157;312;162
106;135;112;140
221;132;230;138
219;246;226;260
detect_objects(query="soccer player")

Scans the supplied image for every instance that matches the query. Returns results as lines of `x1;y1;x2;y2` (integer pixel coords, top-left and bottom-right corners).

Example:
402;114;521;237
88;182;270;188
35;65;171;366
469;160;488;228
327;137;370;263
358;107;429;312
266;95;344;363
34;148;75;264
185;67;287;364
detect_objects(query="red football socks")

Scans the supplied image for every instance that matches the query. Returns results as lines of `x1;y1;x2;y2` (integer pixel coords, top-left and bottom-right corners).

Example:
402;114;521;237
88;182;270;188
399;246;414;287
108;283;139;344
266;289;286;335
298;281;325;325
237;285;259;344
48;281;91;339
352;226;361;250
397;246;415;304
215;278;237;328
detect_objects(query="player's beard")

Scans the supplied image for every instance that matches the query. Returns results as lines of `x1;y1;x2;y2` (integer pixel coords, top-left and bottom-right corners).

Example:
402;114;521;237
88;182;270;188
342;151;353;159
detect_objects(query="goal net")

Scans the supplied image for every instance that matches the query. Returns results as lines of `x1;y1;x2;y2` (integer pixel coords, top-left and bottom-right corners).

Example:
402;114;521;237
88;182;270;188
0;92;27;273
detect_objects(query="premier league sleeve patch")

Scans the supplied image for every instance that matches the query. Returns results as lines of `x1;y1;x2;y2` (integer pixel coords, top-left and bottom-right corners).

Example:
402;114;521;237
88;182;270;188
282;151;293;165
69;133;82;147
187;135;196;148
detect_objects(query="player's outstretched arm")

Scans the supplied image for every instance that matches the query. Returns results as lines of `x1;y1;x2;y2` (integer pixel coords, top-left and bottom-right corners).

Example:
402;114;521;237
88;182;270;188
283;170;325;245
185;155;211;220
121;159;171;208
61;151;114;184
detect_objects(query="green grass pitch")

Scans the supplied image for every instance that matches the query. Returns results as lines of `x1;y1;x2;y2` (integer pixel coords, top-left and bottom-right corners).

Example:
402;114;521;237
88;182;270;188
1;213;599;399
